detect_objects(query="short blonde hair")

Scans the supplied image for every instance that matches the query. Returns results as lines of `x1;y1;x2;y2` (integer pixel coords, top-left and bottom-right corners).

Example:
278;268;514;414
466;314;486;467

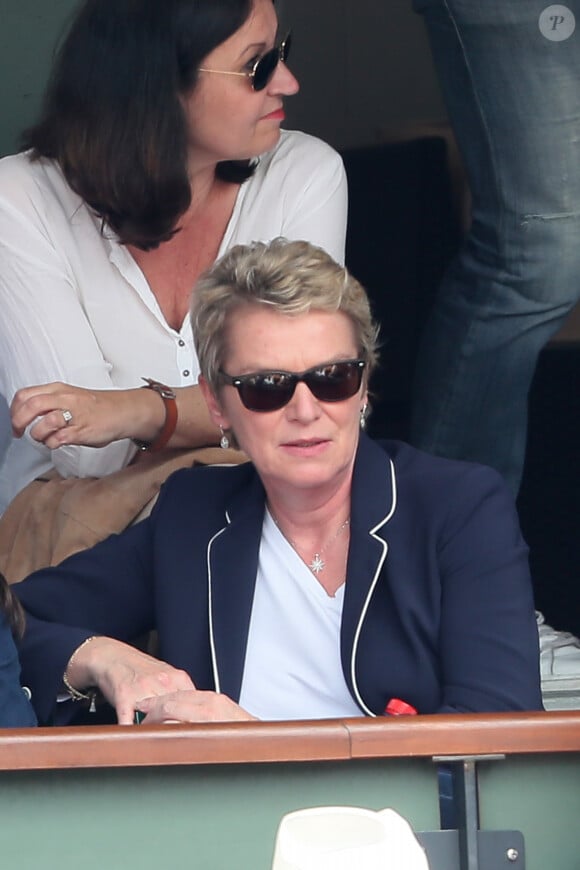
191;238;380;391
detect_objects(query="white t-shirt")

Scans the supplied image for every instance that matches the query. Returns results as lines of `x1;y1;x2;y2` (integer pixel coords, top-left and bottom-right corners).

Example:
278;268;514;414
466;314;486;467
0;130;347;511
239;510;362;720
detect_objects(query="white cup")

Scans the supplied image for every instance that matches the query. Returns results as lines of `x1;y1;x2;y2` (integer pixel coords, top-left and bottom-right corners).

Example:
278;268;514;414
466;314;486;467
271;806;429;870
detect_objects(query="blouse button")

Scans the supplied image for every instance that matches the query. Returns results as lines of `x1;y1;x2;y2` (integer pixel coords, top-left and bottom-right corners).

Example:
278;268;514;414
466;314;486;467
183;369;190;377
178;339;185;347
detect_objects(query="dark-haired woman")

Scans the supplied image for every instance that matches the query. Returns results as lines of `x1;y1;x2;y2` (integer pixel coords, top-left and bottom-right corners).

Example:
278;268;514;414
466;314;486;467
0;0;347;520
0;575;37;726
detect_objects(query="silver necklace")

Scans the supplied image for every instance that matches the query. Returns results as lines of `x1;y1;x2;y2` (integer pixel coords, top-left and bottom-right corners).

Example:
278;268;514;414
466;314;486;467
272;513;350;575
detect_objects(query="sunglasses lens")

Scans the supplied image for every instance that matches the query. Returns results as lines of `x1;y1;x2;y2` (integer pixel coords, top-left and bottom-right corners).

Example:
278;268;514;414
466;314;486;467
252;48;279;91
306;362;364;402
281;32;292;64
234;362;364;411
239;373;295;411
252;33;291;91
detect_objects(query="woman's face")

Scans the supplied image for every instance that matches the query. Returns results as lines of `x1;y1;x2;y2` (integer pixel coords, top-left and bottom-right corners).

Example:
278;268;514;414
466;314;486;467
184;0;299;170
200;306;367;501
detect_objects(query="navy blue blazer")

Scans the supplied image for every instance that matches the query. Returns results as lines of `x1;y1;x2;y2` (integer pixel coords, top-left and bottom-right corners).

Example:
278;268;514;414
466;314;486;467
16;435;542;723
0;611;37;727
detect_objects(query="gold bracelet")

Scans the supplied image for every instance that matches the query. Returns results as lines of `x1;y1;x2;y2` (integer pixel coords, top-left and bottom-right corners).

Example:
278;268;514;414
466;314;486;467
63;636;98;703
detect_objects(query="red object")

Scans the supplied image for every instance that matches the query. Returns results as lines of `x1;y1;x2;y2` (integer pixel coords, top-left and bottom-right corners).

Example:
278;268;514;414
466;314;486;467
384;698;417;716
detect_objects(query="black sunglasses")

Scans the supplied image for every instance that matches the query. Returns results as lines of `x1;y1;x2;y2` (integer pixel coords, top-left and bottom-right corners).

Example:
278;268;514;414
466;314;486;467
219;359;366;412
199;32;292;92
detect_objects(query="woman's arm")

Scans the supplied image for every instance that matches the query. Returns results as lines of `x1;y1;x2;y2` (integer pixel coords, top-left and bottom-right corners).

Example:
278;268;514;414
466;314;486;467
281;145;348;264
257;132;348;265
0;159;217;474
436;465;542;713
0;179;137;477
15;515;159;722
11;381;219;451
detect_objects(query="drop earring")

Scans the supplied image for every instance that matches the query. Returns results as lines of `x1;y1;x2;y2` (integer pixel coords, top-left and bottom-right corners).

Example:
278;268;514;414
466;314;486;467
219;426;230;449
360;403;368;430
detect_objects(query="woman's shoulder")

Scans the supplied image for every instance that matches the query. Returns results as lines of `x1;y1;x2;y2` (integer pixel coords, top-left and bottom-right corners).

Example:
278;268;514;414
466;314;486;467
156;460;257;508
374;437;511;503
0;153;39;205
258;129;344;176
0;152;45;193
147;461;262;542
0;151;79;215
364;438;520;542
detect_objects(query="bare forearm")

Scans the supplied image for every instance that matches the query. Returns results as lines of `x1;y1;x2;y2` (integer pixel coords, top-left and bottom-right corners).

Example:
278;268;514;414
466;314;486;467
11;382;220;451
167;385;219;448
116;383;219;448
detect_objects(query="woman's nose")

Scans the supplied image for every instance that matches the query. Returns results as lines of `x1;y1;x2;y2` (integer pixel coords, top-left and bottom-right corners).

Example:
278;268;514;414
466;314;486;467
285;381;320;421
269;60;300;97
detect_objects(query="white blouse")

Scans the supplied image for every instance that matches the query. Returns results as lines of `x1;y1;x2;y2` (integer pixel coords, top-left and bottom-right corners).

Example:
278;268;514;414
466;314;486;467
239;510;362;720
0;130;347;510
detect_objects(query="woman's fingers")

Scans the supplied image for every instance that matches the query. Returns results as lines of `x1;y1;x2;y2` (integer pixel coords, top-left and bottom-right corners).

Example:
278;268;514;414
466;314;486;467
136;690;256;724
65;636;196;725
27;408;83;447
103;662;195;725
11;383;106;444
114;668;196;725
10;382;158;447
11;382;70;438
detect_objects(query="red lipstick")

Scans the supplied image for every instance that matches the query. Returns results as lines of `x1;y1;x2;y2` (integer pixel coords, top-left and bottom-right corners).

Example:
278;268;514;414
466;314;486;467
262;108;285;121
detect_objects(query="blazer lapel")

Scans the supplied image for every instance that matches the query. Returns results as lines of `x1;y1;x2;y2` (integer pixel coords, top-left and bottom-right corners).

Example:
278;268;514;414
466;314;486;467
205;437;398;710
340;435;397;712
207;473;266;701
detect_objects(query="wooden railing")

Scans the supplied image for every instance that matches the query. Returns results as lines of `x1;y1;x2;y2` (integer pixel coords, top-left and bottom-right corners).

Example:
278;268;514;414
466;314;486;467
1;710;579;771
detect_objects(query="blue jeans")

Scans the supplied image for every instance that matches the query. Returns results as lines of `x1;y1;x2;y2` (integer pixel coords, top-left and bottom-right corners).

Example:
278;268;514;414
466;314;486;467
411;0;580;494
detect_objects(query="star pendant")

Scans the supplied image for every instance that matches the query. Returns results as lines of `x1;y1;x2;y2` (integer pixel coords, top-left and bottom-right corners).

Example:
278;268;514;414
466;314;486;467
310;554;325;574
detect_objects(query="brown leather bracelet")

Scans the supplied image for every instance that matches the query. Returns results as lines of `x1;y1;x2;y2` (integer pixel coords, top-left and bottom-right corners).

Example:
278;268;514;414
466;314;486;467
133;378;178;452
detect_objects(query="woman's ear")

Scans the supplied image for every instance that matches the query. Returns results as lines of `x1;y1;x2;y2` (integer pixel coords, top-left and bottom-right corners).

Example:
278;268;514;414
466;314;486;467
198;375;231;429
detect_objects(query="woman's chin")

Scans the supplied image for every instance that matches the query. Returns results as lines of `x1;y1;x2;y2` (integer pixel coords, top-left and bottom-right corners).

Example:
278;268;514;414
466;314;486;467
249;126;283;158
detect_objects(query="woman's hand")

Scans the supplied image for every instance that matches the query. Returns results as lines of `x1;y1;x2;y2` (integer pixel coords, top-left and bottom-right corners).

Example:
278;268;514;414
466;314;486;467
66;637;196;725
11;382;166;449
135;690;257;724
10;380;222;451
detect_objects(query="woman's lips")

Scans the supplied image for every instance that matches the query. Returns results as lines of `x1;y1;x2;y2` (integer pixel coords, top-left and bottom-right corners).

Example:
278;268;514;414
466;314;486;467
262;108;285;121
281;438;328;456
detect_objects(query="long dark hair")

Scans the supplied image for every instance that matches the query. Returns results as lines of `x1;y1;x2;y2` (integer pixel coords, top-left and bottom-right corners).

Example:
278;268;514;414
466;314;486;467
22;0;255;250
0;574;25;639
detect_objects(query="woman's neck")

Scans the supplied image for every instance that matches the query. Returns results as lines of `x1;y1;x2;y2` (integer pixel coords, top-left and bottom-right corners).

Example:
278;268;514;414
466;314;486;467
266;474;353;548
179;165;219;223
267;481;353;599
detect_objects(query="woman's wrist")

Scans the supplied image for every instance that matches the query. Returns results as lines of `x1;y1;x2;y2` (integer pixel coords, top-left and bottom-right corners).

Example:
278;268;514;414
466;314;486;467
121;386;168;443
63;636;100;701
133;379;178;452
128;383;219;450
63;635;112;693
